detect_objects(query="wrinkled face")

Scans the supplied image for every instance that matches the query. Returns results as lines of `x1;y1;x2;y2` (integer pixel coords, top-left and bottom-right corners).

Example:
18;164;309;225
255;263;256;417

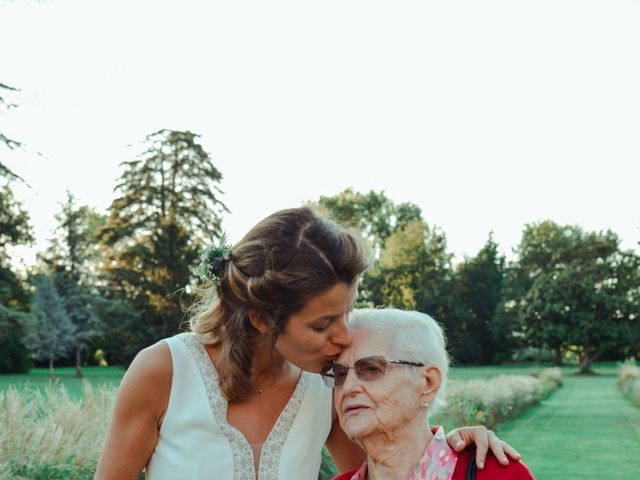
333;329;427;440
274;282;358;373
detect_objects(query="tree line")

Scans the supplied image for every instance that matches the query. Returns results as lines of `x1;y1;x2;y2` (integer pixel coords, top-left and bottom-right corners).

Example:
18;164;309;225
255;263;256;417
1;112;639;375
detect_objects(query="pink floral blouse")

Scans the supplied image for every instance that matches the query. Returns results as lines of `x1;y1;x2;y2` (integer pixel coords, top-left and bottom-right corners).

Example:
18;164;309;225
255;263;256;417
349;426;459;480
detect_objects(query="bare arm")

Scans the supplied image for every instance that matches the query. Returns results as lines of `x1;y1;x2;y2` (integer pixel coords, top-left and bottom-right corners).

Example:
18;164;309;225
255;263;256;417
325;397;366;473
94;342;172;480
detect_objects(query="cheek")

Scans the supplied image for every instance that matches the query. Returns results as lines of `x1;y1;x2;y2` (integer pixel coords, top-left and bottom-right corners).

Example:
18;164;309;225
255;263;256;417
371;388;417;428
277;330;325;355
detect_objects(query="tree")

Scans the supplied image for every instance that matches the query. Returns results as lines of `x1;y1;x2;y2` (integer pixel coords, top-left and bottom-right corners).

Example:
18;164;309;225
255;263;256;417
103;129;228;246
0;184;33;258
508;221;640;372
453;234;506;363
0;151;34;373
317;189;422;259
0;304;31;373
39;191;106;377
27;275;74;378
99;130;228;362
0;82;24;182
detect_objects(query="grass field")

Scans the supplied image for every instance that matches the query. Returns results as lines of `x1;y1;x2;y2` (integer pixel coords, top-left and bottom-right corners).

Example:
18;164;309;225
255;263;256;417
0;366;124;398
1;362;638;479
496;372;640;480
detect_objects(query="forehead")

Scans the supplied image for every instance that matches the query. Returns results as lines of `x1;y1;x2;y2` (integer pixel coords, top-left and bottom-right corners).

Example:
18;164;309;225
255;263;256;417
295;282;357;318
338;328;394;362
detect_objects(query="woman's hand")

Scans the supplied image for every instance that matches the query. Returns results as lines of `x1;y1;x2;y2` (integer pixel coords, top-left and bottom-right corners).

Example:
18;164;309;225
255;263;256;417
446;425;522;469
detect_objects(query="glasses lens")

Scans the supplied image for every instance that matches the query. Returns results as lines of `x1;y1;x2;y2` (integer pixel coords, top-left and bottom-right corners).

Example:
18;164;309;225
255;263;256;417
332;364;349;387
354;356;387;381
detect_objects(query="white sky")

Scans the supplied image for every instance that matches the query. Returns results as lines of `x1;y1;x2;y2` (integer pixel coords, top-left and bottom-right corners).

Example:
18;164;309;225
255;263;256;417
1;0;639;269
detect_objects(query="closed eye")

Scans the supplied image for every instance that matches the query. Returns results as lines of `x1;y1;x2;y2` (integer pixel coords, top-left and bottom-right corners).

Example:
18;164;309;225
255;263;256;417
311;319;332;331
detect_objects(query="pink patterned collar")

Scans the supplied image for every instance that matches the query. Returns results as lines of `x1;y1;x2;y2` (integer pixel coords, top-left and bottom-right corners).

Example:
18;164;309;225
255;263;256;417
349;426;459;480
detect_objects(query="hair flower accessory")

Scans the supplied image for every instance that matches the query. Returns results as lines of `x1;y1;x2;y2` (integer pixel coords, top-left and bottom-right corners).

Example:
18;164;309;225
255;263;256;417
196;236;231;284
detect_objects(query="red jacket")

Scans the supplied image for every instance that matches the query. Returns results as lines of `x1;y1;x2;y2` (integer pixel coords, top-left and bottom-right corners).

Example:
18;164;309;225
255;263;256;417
332;448;534;480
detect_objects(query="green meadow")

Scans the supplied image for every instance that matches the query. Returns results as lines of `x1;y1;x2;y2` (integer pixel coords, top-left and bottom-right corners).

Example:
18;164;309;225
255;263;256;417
1;362;639;479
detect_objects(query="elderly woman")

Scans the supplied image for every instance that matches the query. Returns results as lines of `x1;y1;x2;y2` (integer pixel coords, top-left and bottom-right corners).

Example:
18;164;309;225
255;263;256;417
325;308;534;480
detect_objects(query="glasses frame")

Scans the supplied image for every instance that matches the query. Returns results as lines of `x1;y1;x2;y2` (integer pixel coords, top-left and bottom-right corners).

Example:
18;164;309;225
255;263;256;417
321;355;426;388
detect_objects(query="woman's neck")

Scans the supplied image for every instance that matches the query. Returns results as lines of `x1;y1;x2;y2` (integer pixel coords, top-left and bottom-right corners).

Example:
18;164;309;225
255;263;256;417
358;420;433;480
249;337;289;385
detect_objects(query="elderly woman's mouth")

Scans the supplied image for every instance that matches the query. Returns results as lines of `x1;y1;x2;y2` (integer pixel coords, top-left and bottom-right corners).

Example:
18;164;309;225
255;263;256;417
344;405;370;414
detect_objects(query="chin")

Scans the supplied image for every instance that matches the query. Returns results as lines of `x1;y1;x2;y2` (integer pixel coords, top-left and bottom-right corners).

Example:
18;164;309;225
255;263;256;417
290;358;324;374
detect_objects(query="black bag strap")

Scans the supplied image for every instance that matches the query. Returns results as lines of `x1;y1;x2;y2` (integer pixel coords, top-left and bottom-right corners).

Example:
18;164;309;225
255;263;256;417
466;456;477;480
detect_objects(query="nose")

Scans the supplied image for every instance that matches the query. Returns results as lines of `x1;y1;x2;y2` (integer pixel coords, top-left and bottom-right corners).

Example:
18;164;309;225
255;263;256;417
331;315;351;347
339;365;362;395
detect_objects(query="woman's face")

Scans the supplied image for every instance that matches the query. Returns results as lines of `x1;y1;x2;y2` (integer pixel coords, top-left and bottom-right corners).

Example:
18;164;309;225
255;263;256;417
333;329;427;440
274;282;358;373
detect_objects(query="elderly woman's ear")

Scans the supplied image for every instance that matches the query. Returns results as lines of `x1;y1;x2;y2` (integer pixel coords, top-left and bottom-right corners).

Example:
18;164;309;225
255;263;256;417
420;365;442;404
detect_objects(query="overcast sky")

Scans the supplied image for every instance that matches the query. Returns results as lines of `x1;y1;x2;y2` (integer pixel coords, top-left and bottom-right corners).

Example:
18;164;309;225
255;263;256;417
2;0;639;269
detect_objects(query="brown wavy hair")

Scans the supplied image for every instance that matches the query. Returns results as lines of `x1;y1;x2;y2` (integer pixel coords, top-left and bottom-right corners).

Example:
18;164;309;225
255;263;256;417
189;206;370;403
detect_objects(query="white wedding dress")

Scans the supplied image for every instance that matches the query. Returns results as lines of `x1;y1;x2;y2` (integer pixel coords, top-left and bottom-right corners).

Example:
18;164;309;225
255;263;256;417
146;333;333;480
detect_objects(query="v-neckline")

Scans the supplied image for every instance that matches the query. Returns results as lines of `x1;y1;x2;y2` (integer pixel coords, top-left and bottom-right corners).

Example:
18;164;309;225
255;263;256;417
181;333;310;480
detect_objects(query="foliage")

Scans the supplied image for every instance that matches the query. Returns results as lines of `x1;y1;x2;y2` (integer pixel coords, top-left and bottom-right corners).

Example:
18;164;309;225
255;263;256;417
98;130;228;363
102;129;228;246
452;234;506;363
0;183;33;260
91;297;146;367
0;304;32;373
318;448;339;480
617;359;640;406
40;192;105;376
27;275;74;374
436;370;561;431
317;188;422;259
505;221;640;372
0;82;24;183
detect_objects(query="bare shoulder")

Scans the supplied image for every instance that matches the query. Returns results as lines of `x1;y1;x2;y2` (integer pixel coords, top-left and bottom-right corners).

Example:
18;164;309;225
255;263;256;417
95;341;173;479
117;341;172;415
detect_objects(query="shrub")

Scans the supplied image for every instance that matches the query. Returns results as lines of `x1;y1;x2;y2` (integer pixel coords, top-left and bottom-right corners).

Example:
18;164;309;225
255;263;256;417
435;371;561;430
617;359;640;406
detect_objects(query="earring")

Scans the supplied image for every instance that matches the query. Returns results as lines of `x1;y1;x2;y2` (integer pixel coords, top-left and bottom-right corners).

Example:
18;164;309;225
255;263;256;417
422;401;429;409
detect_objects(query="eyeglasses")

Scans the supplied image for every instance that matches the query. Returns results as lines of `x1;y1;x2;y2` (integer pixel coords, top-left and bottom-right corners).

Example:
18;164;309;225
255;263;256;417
321;355;426;388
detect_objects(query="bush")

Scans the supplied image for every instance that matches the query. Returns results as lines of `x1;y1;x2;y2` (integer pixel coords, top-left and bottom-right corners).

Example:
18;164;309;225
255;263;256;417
435;371;562;430
617;359;640;406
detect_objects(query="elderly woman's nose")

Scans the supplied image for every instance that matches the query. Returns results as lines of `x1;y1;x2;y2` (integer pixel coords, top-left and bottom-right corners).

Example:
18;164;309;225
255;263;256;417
339;366;363;393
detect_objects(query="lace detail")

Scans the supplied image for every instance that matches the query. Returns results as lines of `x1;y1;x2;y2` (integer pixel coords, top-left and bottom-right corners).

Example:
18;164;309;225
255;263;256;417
179;333;311;480
258;369;309;480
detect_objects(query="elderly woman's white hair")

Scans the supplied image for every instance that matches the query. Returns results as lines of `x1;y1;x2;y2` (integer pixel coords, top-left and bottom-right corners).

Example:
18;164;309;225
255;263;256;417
348;308;449;416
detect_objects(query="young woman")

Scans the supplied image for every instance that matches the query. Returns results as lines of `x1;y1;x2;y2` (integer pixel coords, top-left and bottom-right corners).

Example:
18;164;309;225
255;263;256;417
95;207;519;480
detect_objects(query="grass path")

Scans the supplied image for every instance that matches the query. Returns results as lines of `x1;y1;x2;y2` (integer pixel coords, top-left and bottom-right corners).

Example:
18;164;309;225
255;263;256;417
497;373;640;480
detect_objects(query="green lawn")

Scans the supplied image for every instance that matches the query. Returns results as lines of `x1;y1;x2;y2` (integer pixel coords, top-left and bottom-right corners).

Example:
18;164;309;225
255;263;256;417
449;361;619;381
496;373;640;479
0;366;124;398
2;362;638;479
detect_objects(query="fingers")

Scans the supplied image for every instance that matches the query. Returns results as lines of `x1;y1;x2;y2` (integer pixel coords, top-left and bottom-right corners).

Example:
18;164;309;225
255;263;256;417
502;441;522;461
472;427;489;469
446;431;466;452
487;430;509;466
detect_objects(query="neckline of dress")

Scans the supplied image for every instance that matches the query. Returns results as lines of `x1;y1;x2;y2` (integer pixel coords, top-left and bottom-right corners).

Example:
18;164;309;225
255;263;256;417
186;333;310;480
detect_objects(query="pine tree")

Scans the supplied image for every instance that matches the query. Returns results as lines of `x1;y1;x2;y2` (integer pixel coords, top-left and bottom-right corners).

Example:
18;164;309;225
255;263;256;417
99;130;228;362
0;82;24;182
28;275;74;378
40;192;105;377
